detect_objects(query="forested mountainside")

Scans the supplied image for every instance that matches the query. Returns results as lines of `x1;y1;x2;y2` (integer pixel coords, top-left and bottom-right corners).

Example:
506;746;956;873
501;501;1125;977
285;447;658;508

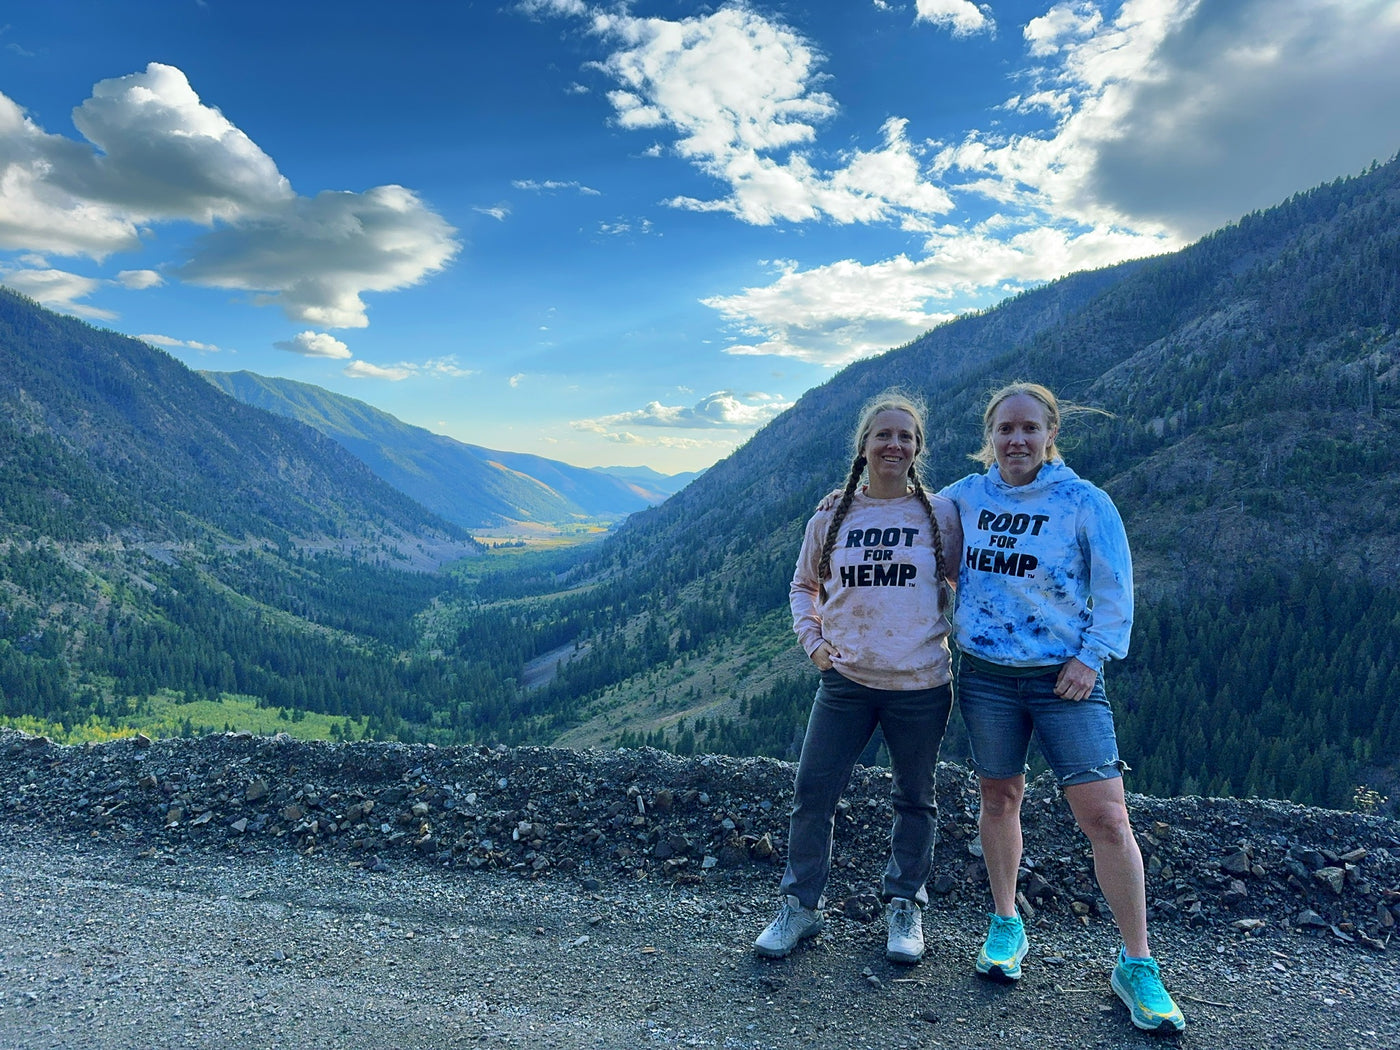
201;370;685;528
436;156;1400;813
0;289;471;549
0;289;482;742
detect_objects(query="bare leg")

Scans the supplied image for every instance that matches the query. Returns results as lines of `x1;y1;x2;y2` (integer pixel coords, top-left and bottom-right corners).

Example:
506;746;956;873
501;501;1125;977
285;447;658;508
978;774;1026;916
1063;777;1149;957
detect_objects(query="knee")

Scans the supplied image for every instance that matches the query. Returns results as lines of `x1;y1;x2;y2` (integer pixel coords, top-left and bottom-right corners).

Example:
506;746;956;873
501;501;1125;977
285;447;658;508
1077;802;1133;847
978;779;1024;820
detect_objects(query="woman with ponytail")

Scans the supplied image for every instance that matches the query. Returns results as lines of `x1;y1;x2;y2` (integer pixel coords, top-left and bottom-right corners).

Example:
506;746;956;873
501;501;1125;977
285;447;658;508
754;390;961;965
945;382;1185;1034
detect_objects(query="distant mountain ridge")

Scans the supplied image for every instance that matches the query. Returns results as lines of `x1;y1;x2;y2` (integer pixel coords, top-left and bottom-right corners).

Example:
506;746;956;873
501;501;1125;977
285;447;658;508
200;371;698;529
0;287;471;557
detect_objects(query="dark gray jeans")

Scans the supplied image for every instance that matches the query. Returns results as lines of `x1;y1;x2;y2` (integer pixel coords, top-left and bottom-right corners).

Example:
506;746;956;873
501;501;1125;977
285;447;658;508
778;669;953;910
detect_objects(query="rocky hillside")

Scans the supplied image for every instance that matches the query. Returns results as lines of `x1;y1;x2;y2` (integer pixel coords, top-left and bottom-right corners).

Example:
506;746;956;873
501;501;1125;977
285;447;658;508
6;729;1395;949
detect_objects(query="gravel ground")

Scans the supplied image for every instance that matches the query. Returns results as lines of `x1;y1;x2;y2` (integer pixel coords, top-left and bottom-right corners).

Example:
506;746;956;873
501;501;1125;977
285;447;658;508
1;731;1398;1050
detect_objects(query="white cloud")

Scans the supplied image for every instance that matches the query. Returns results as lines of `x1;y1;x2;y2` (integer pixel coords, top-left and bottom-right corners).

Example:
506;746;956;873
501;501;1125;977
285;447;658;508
2;24;37;59
344;360;415;380
945;0;1400;235
117;269;163;289
512;178;601;195
177;185;459;328
271;347;469;378
1083;0;1400;232
2;262;164;319
590;5;961;227
574;390;792;432
140;333;220;352
474;204;511;221
0;267;115;319
914;0;994;37
0;94;143;257
596;431;741;452
517;0;588;16
0;64;458;328
1024;2;1104;57
598;217;654;236
704;218;1171;366
275;331;351;359
422;355;475;377
65;63;294;223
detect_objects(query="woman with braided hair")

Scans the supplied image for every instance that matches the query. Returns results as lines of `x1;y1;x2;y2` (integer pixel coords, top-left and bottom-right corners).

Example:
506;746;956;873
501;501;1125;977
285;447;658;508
754;390;961;965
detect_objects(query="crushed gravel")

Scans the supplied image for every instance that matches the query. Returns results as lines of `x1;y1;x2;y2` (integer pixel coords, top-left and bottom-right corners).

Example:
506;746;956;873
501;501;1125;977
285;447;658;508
1;729;1397;1049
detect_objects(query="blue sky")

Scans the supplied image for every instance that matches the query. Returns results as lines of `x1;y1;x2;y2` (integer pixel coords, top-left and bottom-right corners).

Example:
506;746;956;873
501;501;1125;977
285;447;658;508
3;1;1399;474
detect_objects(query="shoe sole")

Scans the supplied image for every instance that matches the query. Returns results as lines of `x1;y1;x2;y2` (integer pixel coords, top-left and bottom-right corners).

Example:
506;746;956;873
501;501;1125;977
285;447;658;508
753;920;824;958
886;947;924;964
976;945;1027;983
976;933;1028;983
976;963;1021;983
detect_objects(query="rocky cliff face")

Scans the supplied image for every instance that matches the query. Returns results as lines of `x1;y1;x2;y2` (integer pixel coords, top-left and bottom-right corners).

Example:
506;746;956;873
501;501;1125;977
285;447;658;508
5;729;1396;951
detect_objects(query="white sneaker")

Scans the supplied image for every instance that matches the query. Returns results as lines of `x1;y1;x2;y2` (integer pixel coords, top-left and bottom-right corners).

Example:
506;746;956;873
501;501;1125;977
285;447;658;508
884;897;924;964
754;895;824;957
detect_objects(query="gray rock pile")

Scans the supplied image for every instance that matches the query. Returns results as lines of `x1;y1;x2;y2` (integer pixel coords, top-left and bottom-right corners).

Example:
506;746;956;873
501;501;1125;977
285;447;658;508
3;728;1396;952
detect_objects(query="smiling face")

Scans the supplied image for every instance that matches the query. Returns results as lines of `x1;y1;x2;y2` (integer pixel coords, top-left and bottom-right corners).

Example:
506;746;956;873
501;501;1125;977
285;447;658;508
861;408;919;496
990;392;1057;486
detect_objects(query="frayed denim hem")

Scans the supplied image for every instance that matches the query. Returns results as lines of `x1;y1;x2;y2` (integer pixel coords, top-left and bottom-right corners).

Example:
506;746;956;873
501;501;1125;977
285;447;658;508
1059;757;1129;788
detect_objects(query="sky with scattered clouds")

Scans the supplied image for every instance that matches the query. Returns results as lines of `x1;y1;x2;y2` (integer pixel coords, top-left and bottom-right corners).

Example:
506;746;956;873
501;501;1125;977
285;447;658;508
2;0;1399;472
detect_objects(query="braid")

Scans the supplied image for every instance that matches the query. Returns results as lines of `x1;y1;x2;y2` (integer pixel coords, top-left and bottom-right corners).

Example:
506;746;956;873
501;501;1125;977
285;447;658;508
908;471;949;612
817;454;866;602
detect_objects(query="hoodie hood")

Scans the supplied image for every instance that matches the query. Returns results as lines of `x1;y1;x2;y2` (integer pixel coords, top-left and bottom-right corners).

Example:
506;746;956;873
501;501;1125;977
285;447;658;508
988;457;1079;494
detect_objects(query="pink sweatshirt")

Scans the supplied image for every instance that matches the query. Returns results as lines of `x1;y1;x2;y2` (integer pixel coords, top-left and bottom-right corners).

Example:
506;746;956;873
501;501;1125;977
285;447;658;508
790;489;961;690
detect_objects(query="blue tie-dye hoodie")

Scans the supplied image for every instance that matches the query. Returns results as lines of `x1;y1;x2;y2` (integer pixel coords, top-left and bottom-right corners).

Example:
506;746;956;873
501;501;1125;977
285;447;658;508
940;459;1133;672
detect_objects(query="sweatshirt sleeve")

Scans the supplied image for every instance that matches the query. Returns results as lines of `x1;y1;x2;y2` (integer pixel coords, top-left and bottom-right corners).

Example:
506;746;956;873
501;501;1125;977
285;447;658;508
789;511;828;657
1076;489;1134;670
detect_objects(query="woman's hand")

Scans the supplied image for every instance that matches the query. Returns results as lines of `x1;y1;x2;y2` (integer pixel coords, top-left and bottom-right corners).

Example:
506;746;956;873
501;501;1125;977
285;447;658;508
815;488;844;512
810;640;840;671
1054;657;1097;701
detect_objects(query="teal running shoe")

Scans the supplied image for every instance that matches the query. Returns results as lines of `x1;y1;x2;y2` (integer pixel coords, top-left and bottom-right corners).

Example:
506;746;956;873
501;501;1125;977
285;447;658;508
975;912;1028;983
1111;947;1186;1034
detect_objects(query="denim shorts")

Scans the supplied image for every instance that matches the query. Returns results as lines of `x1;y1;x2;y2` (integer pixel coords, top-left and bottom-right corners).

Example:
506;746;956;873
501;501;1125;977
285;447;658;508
957;660;1125;786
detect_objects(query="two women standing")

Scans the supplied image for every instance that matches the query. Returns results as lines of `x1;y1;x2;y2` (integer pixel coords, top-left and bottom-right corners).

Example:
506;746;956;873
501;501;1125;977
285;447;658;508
756;383;1185;1036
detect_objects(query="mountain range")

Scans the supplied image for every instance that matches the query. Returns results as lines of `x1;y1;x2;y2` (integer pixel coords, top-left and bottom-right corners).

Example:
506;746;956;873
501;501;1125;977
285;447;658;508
2;153;1399;815
0;288;473;561
498;153;1400;810
199;371;698;529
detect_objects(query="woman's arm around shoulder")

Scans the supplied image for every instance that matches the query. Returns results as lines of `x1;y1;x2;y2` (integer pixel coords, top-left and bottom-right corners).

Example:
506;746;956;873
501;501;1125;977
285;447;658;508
931;492;963;587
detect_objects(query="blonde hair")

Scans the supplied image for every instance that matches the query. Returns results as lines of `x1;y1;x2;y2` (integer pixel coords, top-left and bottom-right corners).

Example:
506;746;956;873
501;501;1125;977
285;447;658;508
816;389;947;605
970;381;1108;468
